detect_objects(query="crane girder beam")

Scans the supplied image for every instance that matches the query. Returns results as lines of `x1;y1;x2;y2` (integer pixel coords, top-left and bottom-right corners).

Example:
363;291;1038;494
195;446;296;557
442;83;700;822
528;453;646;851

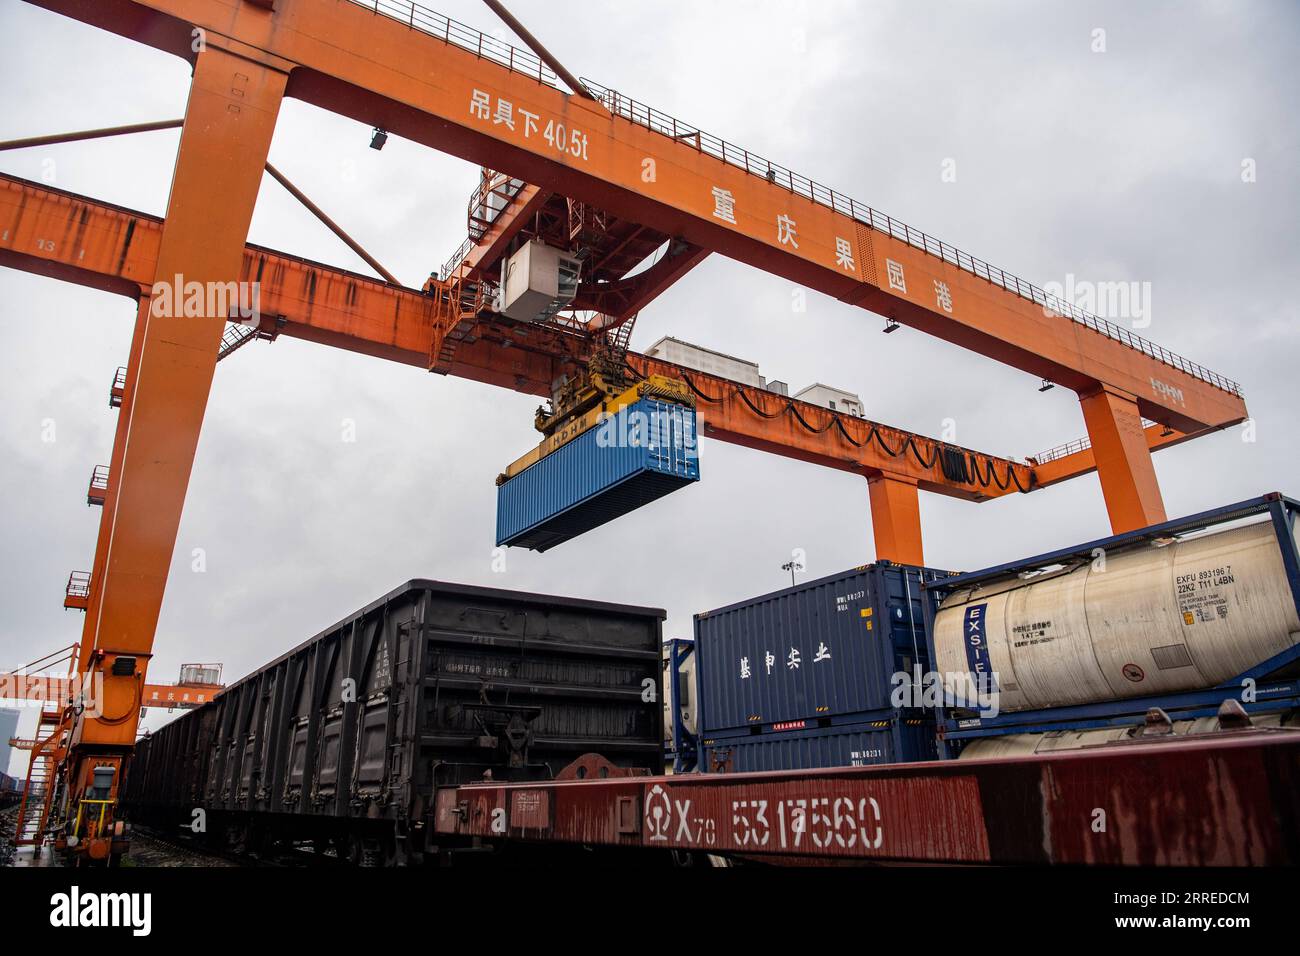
241;246;436;365
571;241;710;319
1030;422;1197;489
629;354;1030;500
20;0;1245;436
0;174;1031;501
453;182;548;282
0;173;437;362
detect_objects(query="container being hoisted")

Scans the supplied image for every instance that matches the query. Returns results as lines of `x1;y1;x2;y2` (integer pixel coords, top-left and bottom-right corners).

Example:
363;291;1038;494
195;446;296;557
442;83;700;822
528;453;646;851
496;374;700;552
931;494;1300;714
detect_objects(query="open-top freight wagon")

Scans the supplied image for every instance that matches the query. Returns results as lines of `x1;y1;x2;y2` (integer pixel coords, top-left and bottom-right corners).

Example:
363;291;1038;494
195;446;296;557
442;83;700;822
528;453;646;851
123;580;665;864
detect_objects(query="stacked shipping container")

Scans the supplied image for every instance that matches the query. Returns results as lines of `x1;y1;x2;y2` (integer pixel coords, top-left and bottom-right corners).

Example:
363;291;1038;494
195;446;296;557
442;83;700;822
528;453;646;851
693;564;955;772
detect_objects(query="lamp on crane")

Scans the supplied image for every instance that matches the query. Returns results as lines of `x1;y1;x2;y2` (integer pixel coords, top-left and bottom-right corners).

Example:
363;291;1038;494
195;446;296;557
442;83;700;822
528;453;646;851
883;318;900;334
369;127;388;151
1038;378;1055;392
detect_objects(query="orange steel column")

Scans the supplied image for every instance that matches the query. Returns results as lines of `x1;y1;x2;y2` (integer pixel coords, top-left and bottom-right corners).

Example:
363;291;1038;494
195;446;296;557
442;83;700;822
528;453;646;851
867;471;925;566
1078;384;1168;533
76;302;149;677
70;45;286;773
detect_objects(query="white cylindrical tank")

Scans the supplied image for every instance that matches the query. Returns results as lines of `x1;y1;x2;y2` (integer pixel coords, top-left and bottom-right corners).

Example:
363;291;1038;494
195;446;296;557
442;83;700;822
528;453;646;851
934;518;1300;712
957;711;1299;759
677;650;697;737
662;644;698;742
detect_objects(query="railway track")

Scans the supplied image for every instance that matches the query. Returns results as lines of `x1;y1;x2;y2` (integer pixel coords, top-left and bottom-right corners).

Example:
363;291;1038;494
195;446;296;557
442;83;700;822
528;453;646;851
2;810;345;867
0;804;19;867
127;826;348;868
126;828;242;868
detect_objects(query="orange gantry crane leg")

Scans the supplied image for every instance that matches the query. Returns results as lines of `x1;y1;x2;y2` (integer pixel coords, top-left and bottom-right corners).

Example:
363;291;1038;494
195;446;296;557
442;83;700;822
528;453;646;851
1078;385;1167;532
867;472;925;567
64;43;287;859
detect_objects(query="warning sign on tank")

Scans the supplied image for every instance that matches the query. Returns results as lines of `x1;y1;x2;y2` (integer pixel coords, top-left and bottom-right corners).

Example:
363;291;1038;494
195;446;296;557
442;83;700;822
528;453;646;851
1175;565;1234;625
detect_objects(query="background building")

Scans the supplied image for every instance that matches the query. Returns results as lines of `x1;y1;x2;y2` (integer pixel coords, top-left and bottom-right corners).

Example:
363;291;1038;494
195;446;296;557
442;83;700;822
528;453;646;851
794;383;865;417
644;336;764;387
0;707;21;778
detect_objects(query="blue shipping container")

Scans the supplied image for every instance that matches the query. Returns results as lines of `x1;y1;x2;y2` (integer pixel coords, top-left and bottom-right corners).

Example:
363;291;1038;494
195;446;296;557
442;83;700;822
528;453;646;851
695;564;954;734
497;398;700;551
699;716;936;773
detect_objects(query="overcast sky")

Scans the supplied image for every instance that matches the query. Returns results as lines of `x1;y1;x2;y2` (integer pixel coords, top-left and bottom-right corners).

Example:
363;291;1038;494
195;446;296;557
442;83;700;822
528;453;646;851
1;0;1296;767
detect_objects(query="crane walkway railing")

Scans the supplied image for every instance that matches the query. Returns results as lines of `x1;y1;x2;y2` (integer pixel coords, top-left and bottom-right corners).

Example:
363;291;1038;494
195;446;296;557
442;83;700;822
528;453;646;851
342;0;1241;398
1031;418;1161;464
578;79;1241;399
441;172;528;280
346;0;559;89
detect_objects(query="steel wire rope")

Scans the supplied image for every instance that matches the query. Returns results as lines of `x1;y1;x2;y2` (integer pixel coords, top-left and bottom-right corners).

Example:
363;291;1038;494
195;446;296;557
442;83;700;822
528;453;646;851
627;360;1032;492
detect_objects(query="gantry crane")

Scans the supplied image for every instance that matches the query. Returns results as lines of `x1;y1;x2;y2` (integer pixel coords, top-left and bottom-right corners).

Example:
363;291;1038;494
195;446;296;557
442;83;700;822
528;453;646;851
1;0;1246;862
0;643;221;853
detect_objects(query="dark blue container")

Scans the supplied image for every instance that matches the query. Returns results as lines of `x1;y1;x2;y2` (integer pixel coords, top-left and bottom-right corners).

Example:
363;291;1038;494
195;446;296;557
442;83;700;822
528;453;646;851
699;715;937;773
695;564;954;734
497;398;700;551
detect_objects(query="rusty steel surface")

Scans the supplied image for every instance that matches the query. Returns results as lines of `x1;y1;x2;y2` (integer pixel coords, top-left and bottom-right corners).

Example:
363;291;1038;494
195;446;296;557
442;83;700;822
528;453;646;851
21;0;1246;433
0;172;1035;502
434;730;1300;865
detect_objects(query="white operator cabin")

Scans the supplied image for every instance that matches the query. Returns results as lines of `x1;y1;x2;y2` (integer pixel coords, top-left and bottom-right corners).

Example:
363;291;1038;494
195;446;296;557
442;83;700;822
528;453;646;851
500;240;582;323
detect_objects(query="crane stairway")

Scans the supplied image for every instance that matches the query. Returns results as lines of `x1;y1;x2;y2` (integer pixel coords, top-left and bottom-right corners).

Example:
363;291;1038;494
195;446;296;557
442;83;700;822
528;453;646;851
13;707;66;848
217;323;260;362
